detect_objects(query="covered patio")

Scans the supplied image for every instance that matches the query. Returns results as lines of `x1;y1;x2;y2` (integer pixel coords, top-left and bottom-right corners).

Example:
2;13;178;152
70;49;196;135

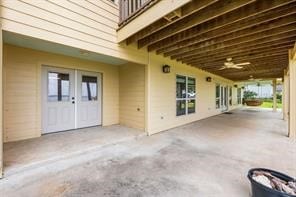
1;108;295;196
4;125;143;176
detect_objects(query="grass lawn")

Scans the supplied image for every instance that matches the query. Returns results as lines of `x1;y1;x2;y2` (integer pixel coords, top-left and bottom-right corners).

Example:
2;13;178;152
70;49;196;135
260;101;282;108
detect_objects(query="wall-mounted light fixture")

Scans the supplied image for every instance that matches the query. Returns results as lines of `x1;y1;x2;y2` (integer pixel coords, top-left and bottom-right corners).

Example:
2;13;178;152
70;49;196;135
206;77;212;82
234;85;238;88
162;65;170;73
241;86;245;89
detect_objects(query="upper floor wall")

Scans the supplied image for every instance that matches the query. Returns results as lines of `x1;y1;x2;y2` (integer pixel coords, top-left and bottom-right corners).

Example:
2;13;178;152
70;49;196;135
0;0;147;64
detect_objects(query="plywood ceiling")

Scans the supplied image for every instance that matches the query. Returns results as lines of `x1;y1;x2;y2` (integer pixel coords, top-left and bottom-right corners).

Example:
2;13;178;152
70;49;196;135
122;0;296;81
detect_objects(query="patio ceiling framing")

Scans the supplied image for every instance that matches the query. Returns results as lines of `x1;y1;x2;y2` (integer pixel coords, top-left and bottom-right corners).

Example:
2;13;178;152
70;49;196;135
122;0;296;81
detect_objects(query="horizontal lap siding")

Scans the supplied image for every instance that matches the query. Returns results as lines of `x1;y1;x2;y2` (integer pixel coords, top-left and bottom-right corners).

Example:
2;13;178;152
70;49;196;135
4;62;39;142
0;0;146;62
147;53;237;135
3;44;119;142
119;63;145;130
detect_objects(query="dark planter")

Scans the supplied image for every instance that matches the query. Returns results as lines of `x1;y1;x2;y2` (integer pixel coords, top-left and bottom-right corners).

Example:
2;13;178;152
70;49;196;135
245;99;263;106
248;168;296;197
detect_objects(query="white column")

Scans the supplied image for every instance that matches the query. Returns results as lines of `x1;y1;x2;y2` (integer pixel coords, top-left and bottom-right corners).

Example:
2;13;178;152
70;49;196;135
0;21;3;177
283;71;290;121
272;79;277;112
289;49;296;139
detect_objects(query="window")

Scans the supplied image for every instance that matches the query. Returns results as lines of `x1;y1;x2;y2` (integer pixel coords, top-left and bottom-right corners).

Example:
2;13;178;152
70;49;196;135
82;76;98;101
237;88;242;104
229;87;232;106
48;72;70;102
215;84;220;109
176;75;196;116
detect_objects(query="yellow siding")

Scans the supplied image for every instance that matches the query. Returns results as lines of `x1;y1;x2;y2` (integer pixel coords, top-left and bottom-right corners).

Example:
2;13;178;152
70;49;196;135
3;44;119;142
119;63;145;130
147;53;238;135
0;0;147;64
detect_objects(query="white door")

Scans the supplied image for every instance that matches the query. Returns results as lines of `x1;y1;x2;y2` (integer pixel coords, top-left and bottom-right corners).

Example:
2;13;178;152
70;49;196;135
76;71;102;128
42;66;75;133
221;86;228;111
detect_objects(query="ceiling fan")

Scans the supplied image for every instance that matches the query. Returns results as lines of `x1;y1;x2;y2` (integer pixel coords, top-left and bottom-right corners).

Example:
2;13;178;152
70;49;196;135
248;75;263;81
219;58;250;70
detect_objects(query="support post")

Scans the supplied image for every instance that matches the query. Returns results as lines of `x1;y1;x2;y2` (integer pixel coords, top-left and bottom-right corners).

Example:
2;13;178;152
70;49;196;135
0;20;3;177
289;48;296;139
272;79;277;112
283;70;289;121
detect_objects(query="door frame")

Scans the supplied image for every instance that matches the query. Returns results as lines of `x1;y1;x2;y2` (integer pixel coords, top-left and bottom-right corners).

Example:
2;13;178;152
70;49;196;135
76;69;102;128
41;65;103;134
220;85;229;112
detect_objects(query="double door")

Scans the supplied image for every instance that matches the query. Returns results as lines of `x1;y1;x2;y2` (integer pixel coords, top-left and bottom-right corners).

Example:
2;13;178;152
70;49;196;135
42;66;102;134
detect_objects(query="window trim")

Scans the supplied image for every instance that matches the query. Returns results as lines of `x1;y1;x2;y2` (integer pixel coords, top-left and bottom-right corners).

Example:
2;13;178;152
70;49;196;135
229;86;232;106
215;84;220;109
176;74;196;116
237;88;242;104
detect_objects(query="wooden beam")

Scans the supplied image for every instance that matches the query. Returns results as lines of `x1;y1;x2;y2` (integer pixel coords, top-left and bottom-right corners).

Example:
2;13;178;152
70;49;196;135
174;25;296;61
177;29;296;62
192;55;289;69
187;52;288;68
138;0;256;48
126;0;219;45
146;0;296;51
219;69;284;77
182;43;293;65
206;63;287;73
179;39;296;64
162;14;296;57
189;53;289;67
181;37;296;64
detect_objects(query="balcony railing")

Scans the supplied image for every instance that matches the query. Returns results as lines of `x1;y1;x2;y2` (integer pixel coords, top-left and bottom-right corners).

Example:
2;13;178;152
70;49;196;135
119;0;159;27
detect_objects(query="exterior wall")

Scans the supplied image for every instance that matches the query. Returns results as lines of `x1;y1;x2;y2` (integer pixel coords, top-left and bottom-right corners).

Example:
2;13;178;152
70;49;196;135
0;0;242;139
119;63;145;130
0;0;147;65
3;44;119;142
146;53;238;135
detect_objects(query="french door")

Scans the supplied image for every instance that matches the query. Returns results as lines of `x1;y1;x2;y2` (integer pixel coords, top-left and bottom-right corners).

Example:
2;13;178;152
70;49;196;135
220;86;228;112
42;66;102;134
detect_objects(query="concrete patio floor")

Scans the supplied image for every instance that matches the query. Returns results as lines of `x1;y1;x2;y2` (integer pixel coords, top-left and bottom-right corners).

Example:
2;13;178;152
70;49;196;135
1;108;295;197
3;125;144;176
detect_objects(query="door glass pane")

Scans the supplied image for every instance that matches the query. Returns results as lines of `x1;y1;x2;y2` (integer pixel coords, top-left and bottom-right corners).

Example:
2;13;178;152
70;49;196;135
176;100;186;116
187;77;196;98
224;88;227;106
216;84;220;109
176;75;186;98
221;87;224;104
48;72;70;102
82;76;98;101
188;99;195;114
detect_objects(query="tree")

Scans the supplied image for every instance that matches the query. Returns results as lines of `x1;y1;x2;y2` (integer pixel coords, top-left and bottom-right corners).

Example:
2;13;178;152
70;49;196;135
244;90;257;99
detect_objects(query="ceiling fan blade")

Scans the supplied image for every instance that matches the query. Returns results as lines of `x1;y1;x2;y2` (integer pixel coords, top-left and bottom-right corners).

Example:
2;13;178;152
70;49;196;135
219;67;226;70
233;66;243;69
234;62;250;66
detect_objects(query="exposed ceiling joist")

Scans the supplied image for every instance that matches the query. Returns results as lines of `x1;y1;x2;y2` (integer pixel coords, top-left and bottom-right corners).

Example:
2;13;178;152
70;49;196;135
148;3;296;52
126;0;219;45
178;30;296;62
121;0;296;80
162;15;296;57
138;0;255;48
183;42;293;63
